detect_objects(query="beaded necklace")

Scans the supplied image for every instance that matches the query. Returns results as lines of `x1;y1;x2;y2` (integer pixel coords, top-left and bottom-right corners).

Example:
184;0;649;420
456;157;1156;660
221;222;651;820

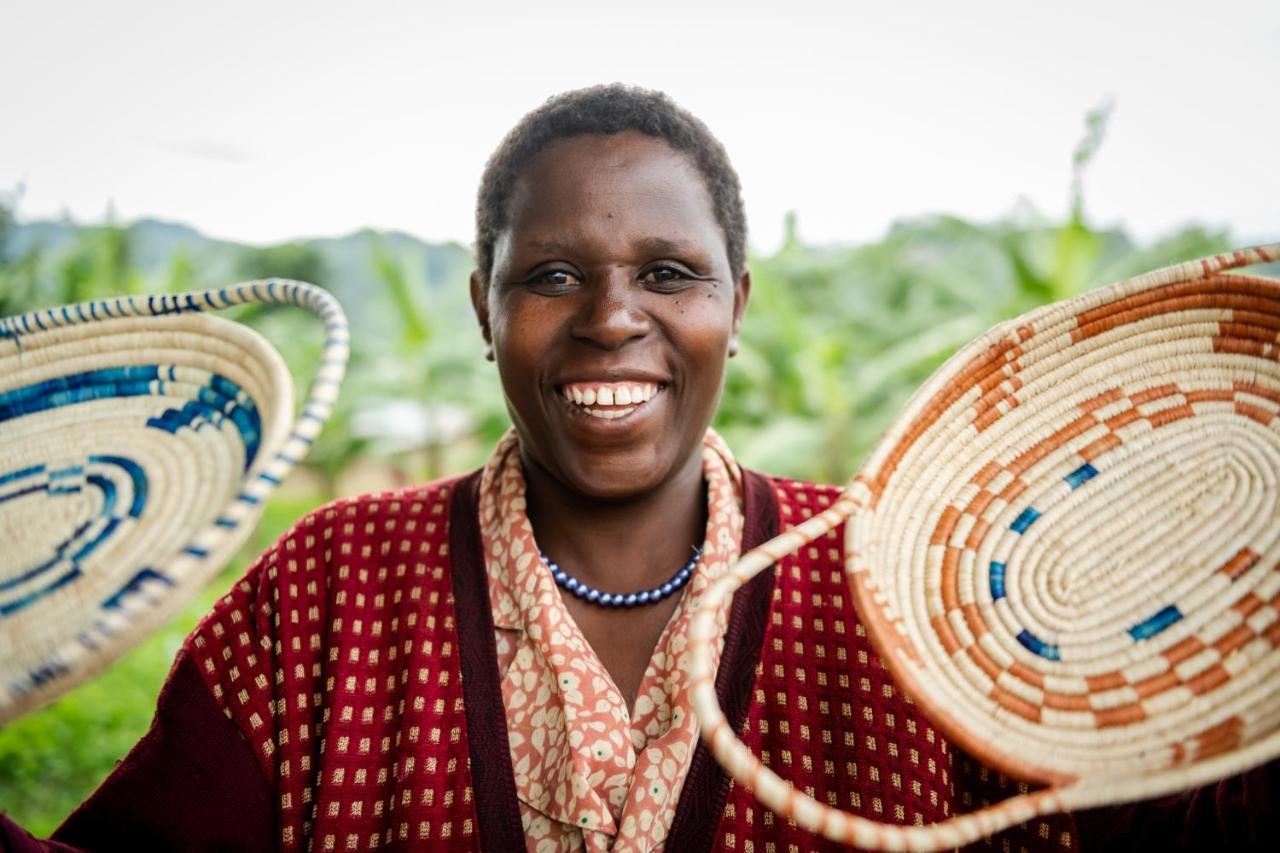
541;547;702;608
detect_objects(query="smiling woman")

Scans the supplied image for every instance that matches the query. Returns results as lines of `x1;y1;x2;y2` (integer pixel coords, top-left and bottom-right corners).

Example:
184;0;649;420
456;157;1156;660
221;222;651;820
4;85;1276;853
476;131;746;506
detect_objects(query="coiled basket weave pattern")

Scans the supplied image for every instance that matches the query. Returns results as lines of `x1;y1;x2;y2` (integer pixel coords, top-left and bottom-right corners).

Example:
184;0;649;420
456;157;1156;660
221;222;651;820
0;281;347;725
690;244;1280;851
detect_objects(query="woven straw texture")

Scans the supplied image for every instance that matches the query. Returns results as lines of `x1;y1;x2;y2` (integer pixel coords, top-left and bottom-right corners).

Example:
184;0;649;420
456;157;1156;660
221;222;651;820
0;281;348;725
690;244;1280;850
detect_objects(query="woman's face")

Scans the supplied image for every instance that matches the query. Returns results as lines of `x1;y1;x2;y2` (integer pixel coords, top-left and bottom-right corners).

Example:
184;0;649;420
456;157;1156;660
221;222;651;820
472;131;749;501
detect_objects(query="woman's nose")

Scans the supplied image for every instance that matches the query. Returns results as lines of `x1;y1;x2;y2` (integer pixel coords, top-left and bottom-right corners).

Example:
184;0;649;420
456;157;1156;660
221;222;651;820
570;274;651;350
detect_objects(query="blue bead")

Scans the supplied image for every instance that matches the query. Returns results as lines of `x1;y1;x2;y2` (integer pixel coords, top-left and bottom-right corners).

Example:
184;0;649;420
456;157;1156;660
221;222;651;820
623;593;638;607
600;593;615;606
637;590;651;604
586;588;600;603
661;582;674;596
565;577;579;592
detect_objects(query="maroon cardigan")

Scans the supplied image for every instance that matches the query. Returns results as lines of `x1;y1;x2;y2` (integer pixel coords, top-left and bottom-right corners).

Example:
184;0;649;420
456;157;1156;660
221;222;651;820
3;471;1275;851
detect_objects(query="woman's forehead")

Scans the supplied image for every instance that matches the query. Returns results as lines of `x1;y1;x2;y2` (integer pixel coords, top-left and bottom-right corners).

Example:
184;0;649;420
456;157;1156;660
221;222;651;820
501;132;724;260
525;130;693;177
514;133;705;206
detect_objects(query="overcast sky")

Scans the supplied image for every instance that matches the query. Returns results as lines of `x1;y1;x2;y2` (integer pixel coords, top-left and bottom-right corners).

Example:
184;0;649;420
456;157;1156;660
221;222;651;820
3;0;1276;252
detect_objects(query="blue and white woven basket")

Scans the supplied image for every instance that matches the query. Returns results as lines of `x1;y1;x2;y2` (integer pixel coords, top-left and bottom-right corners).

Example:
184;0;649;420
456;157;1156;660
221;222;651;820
0;281;348;724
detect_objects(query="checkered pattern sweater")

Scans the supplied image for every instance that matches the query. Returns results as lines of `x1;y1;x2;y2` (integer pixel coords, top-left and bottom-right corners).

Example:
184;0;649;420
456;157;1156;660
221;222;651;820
12;470;1274;852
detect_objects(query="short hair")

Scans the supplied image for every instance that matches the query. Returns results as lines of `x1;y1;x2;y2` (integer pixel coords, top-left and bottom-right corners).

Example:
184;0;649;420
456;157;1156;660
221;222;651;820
474;84;747;282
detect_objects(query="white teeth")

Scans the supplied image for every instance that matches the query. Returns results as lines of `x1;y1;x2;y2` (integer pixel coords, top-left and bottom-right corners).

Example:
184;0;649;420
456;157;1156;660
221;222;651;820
560;382;663;412
583;407;636;420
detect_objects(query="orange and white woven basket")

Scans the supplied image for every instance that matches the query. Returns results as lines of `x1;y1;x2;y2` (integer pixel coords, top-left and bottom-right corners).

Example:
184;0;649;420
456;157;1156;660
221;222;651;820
690;244;1280;850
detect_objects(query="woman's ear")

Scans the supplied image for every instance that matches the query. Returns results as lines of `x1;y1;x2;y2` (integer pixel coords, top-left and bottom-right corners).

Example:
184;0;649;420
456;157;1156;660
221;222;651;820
729;268;751;357
469;270;495;361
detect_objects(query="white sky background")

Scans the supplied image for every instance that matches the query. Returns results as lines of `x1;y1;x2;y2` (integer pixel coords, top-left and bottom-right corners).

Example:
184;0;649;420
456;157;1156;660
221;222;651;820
2;0;1277;252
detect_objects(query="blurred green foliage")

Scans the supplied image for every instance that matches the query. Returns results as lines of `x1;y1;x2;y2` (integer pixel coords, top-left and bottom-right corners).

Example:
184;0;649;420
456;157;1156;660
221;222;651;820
236;241;327;286
719;215;1230;481
0;109;1259;833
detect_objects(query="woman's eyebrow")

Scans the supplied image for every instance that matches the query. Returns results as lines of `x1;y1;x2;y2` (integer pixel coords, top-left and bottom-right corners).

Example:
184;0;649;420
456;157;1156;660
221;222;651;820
521;236;707;258
633;236;706;258
528;238;576;256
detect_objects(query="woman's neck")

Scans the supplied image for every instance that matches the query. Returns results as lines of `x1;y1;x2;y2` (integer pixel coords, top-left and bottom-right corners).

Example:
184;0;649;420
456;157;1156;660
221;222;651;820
521;448;707;593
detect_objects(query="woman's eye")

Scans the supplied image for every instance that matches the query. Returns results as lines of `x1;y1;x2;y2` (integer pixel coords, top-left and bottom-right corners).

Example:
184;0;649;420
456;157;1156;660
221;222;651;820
527;269;581;291
639;266;690;289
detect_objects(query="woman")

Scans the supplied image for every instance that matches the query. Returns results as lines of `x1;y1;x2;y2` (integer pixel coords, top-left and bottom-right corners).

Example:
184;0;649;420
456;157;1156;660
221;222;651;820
4;85;1274;852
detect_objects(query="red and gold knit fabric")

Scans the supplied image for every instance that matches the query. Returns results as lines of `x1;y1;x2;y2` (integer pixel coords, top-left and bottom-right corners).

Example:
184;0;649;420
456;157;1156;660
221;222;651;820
183;469;1076;852
713;477;1076;853
185;483;479;851
479;430;744;851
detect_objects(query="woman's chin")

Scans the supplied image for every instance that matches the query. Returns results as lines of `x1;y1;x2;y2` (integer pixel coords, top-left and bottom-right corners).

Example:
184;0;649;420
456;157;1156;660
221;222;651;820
514;391;710;503
555;452;674;503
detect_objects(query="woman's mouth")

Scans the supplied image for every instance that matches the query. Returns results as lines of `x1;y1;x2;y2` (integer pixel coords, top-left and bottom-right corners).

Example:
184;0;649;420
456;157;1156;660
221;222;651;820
556;381;665;420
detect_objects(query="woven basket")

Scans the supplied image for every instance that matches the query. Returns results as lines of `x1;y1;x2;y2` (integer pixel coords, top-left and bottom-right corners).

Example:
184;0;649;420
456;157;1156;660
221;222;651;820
0;281;348;725
690;244;1280;850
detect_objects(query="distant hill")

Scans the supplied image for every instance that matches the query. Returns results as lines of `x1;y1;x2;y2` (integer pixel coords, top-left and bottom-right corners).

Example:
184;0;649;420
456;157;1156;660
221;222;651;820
7;216;477;344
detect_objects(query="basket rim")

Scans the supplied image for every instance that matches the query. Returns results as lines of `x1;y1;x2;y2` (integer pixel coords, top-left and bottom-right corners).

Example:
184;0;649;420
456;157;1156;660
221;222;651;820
845;243;1280;785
